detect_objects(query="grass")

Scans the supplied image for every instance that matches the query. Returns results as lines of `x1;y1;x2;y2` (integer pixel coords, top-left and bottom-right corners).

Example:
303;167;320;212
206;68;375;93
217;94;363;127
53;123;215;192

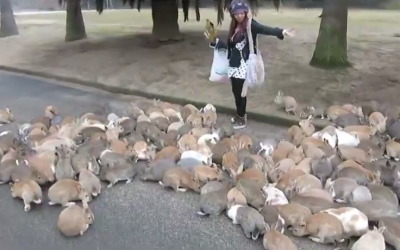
1;8;400;120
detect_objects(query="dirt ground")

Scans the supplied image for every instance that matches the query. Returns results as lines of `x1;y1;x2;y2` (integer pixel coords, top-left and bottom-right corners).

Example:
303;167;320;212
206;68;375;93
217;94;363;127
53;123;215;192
0;8;399;120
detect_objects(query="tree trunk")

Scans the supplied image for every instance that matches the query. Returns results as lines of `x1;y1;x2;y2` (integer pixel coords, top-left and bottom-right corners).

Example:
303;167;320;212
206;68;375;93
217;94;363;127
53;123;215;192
0;0;19;38
151;0;181;42
65;0;87;42
310;0;350;68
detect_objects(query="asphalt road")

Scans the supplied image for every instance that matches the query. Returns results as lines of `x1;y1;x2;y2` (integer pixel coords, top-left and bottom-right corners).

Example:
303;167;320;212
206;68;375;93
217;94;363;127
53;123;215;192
0;70;332;250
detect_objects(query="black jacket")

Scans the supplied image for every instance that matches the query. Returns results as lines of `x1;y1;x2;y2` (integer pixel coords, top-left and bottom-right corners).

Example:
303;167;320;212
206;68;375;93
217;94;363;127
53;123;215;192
211;19;284;67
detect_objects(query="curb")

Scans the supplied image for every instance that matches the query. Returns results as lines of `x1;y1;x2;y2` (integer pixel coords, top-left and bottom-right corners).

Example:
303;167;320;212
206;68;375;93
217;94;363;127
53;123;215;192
0;65;329;130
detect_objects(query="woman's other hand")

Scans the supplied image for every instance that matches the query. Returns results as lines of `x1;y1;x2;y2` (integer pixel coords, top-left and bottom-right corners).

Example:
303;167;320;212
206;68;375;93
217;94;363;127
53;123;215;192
283;28;296;37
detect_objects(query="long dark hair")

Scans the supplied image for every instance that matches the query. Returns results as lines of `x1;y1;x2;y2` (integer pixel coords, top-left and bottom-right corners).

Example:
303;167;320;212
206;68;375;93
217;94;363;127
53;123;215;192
228;13;249;42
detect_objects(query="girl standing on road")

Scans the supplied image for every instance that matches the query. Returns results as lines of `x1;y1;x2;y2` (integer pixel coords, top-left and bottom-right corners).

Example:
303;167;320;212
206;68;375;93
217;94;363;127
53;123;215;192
206;0;295;129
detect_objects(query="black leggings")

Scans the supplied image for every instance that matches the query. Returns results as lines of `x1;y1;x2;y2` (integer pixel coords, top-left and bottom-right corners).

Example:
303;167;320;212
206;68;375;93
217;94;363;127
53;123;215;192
231;77;247;118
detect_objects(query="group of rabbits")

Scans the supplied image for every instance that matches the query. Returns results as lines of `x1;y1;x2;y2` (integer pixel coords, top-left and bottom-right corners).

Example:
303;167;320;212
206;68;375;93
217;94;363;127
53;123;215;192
0;98;400;250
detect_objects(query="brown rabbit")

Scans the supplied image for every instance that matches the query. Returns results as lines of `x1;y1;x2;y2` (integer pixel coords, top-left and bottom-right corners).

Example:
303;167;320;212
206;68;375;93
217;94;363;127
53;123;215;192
186;113;203;128
369;112;387;133
326;105;350;121
274;91;297;115
294;157;312;174
337;145;374;164
384;137;400;161
337;159;363;170
344;125;377;140
288;125;305;146
177;134;198;153
0;108;14;124
263;216;298;250
109;138;129;155
10;179;42;212
301;137;329;150
202;110;217;128
277;203;312;229
272;140;295;163
79;169;101;198
193;164;224;183
160;167;201;193
189;127;210;139
154;146;181;162
291;212;345;244
132;140;152;160
276;169;306;193
227;187;247;208
299;116;315;137
222;151;241;177
235;167;267;187
57;201;94;237
269;158;296;183
288;146;305;164
289;174;323;195
48;179;90;206
302;143;325;161
231;133;253;151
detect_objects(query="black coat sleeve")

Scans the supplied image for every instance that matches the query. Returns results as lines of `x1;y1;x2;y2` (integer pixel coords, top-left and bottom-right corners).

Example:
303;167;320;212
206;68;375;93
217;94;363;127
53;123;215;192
209;39;228;50
251;19;284;40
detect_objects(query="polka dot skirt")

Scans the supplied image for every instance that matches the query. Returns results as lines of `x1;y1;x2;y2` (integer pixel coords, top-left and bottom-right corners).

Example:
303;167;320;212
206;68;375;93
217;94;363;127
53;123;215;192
228;39;248;80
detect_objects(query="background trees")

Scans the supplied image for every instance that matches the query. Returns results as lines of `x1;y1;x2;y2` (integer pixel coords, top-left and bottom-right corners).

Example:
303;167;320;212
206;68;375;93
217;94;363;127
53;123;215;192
0;0;19;38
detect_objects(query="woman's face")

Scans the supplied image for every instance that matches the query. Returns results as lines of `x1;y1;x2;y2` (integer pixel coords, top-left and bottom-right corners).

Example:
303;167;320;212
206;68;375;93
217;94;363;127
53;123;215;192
234;12;246;23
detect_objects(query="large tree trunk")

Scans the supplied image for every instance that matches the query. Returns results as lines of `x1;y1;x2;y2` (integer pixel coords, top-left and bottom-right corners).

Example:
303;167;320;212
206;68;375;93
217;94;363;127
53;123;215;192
65;0;87;42
310;0;350;68
151;0;181;42
0;0;19;38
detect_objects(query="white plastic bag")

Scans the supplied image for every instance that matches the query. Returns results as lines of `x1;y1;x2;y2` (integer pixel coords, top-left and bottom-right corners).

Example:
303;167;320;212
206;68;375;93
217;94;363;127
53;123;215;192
209;39;229;84
245;18;265;88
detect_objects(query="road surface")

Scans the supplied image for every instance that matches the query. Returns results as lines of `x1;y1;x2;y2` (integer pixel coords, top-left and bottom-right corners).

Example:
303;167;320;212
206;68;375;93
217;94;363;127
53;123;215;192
0;70;331;250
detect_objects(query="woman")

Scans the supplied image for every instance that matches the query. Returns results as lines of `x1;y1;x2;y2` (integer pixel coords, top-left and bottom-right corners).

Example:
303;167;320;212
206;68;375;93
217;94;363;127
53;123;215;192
206;0;295;129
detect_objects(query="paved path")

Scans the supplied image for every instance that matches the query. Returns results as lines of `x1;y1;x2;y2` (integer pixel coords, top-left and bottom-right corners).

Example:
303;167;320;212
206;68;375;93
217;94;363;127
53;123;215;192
0;70;331;250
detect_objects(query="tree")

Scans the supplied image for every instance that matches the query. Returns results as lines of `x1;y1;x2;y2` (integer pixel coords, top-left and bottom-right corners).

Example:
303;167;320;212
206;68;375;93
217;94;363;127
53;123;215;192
310;0;350;68
60;0;87;42
0;0;19;38
95;0;281;42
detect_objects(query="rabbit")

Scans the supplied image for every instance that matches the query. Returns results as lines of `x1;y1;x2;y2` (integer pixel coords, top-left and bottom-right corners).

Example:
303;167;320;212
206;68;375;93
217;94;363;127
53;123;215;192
326;105;350;121
186;113;203;128
10;179;42;212
344;125;377;140
288;125;305;146
300;188;333;202
302;143;325;161
379;160;400;186
48;179;90;206
79;169;101;197
193;164;224;183
154;146;181;162
378;217;400;250
300;105;326;119
291;212;345;245
76;138;108;159
259;204;280;227
287;146;305;164
262;184;289;205
234;167;266;187
141;158;176;182
369;112;387;133
222;151;241;177
99;161;137;188
235;178;266;210
294;157;312;174
55;145;75;181
387;119;400;140
151;117;170;132
274;91;297;115
57;201;94;237
202;110;217;128
0;108;14;124
201;181;224;195
335;128;360;147
333;166;379;186
168;121;185;133
0;159;20;184
181;104;199;121
277;203;312;230
384;137;400;161
263;215;298;250
337;145;375;164
289;174;323;195
177;134;198;153
227;187;247;208
310;156;334;185
351;200;400;221
367;184;399;207
197;185;230;216
325;177;358;203
299;116;315;137
334;113;363;127
71;151;99;175
268;158;296;183
272;140;296;163
351;226;386;250
160;167;201;193
290;192;344;214
348;186;373;203
275;169;306;194
227;202;267;240
189;127;211;139
321;207;369;237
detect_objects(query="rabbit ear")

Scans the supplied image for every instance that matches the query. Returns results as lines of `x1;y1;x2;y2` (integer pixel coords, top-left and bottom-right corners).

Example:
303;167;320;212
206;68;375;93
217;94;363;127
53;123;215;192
378;227;386;234
277;91;283;96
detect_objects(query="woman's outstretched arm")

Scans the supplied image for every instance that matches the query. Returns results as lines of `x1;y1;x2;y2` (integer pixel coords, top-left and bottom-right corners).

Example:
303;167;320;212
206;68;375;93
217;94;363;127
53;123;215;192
209;38;228;50
251;19;284;40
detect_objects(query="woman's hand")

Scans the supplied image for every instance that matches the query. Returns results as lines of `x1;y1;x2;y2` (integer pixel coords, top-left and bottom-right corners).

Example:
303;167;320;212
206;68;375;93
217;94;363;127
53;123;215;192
283;28;296;37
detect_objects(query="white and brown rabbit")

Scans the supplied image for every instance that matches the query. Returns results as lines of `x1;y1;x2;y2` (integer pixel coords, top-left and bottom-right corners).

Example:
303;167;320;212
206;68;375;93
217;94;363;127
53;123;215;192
10;179;42;212
48;179;90;206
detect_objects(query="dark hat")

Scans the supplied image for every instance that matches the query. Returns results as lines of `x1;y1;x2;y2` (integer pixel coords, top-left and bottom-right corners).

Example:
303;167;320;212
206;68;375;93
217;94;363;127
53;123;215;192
230;0;249;15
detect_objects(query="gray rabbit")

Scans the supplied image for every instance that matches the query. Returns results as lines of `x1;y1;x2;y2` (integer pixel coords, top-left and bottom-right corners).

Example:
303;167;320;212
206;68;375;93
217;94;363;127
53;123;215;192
197;186;230;216
140;158;176;181
99;161;137;188
55;145;75;181
227;200;267;240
